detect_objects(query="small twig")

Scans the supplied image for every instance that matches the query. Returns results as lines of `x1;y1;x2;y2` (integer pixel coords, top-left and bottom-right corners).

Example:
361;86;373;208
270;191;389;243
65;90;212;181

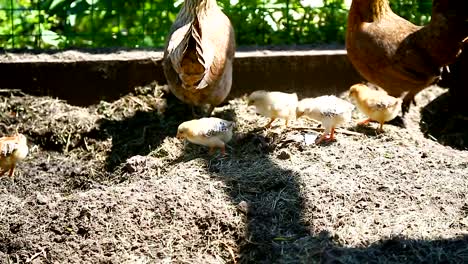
129;96;151;111
64;132;72;153
272;187;287;211
26;248;45;263
83;137;90;152
221;242;237;264
0;89;26;95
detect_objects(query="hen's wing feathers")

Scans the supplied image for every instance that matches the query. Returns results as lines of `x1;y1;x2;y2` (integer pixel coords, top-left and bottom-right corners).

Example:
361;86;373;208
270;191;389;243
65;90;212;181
166;8;233;90
166;23;193;75
196;11;235;89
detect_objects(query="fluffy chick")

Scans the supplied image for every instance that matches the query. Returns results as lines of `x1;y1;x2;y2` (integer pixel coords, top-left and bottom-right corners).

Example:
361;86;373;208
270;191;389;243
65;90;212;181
349;83;402;132
247;90;298;128
297;95;354;144
176;117;235;155
0;132;28;178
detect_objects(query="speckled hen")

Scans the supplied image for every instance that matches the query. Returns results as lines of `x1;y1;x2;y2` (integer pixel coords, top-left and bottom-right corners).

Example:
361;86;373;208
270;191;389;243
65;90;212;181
163;0;236;116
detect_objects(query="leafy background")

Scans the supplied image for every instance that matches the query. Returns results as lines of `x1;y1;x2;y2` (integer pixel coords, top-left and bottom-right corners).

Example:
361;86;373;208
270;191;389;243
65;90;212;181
0;0;432;49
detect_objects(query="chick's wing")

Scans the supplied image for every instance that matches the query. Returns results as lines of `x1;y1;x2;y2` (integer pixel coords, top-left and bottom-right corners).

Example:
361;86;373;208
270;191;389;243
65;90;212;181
0;140;18;157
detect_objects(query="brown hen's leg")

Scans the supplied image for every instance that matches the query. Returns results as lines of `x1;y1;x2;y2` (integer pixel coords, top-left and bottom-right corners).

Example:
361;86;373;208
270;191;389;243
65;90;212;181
358;118;372;125
8;165;15;177
206;105;215;117
191;106;199;118
0;169;6;177
402;93;417;117
264;118;276;128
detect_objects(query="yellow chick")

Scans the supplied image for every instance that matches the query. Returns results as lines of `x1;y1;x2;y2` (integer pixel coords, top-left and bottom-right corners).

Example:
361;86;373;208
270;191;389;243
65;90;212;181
297;95;355;144
247;90;298;128
176;117;235;155
349;83;402;132
0;132;28;178
163;0;236;116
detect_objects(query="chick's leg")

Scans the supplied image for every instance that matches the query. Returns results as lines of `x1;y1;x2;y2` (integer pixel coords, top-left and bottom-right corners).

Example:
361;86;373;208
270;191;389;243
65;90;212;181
329;127;336;141
208;139;227;156
377;123;384;133
220;145;226;156
208;146;215;154
358;118;372;125
315;133;328;144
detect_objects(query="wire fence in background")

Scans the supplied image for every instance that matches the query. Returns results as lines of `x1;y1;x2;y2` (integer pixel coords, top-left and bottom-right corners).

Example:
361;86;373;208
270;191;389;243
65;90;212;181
0;0;432;50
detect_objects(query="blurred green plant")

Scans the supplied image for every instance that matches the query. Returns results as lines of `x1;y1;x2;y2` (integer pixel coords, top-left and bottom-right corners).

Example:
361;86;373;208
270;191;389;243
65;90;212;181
0;0;432;49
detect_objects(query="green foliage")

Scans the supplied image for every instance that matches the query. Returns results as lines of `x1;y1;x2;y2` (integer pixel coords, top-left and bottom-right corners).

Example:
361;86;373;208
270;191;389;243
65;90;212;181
0;0;432;49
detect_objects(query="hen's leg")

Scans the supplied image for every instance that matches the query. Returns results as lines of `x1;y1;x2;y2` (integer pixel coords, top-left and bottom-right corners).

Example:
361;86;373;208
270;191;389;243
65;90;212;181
8;165;15;178
0;169;6;177
402;92;417;117
206;105;215;117
191;106;199;118
265;118;276;128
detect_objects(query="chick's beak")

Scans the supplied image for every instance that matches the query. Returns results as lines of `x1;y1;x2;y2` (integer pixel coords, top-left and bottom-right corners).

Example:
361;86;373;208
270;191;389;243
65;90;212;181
296;111;304;118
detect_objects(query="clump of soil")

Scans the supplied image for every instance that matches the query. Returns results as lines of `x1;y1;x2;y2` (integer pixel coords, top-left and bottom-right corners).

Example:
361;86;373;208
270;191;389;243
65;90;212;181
0;84;467;263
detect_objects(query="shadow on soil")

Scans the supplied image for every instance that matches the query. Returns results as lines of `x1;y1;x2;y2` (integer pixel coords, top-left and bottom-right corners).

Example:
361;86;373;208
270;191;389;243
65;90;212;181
178;129;321;262
83;93;193;172
326;235;468;263
427;42;468;150
180;130;468;263
420;91;468;151
76;89;467;262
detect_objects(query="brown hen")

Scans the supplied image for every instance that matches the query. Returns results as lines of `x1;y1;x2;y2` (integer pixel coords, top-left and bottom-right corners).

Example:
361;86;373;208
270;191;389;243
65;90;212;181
163;0;236;116
346;0;468;116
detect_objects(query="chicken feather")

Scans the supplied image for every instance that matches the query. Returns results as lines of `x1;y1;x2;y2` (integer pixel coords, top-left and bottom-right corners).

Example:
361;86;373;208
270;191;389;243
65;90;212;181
0;132;28;178
346;0;468;115
163;0;235;115
176;117;235;155
296;95;354;143
247;90;298;128
349;83;402;132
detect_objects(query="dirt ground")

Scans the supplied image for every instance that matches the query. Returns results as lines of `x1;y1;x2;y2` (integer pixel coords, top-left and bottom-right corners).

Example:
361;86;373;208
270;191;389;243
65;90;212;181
0;82;467;263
